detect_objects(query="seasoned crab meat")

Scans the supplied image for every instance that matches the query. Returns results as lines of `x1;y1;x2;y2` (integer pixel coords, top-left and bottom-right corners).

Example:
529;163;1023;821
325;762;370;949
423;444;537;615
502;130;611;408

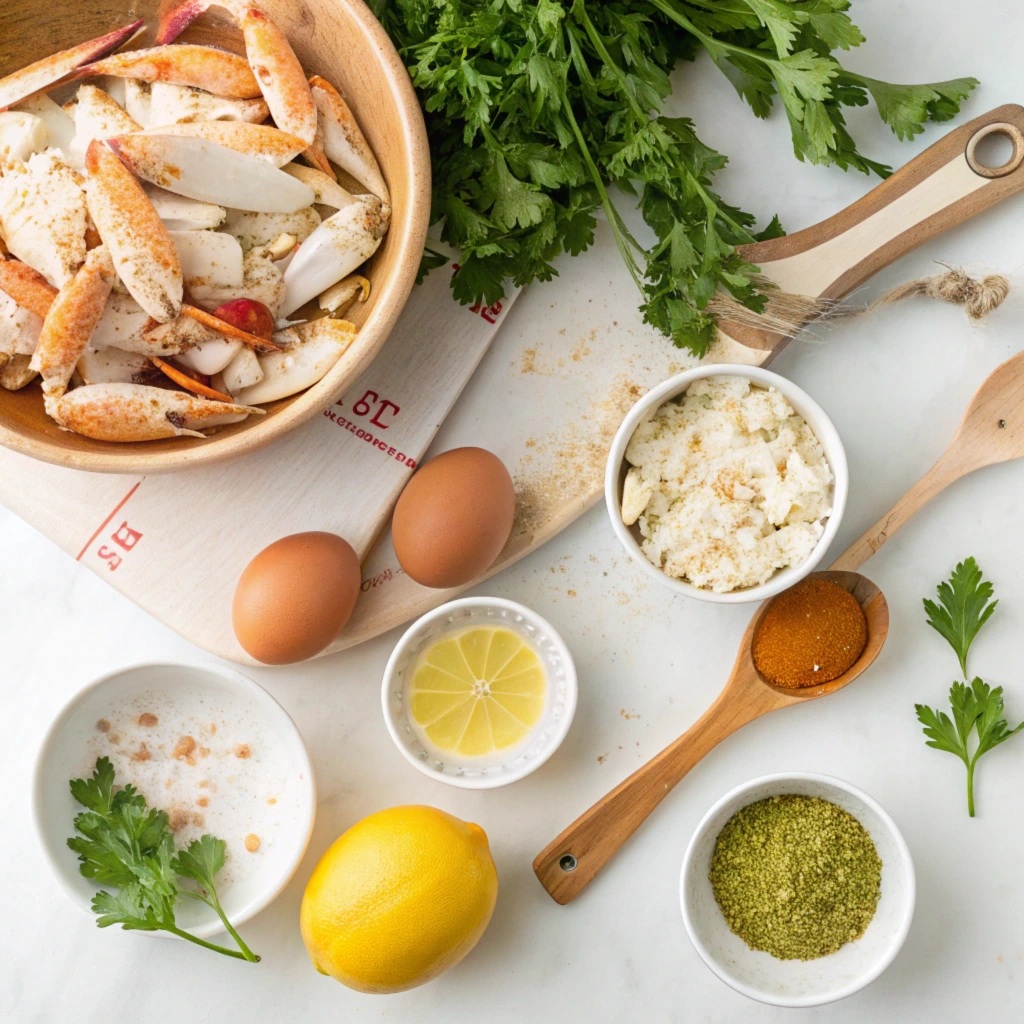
223;207;319;251
148;82;270;126
84;140;183;322
65;84;140;169
33;244;115;404
280;197;385;316
0;150;88;288
12;95;76;160
48;381;264;441
140;121;306;166
0;287;43;359
282;164;357;211
0;111;48;162
143;185;226;231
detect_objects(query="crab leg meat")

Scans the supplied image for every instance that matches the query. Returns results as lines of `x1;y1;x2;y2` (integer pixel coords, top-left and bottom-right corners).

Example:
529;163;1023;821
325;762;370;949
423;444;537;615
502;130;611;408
280;197;385;316
282;163;357;211
79;45;262;100
139;121;307;166
0;259;57;319
65;84;140;168
0;19;143;111
107;133;315;214
85;140;183;322
47;381;264;441
32;244;115;406
0;353;37;390
147;82;270;126
308;76;389;212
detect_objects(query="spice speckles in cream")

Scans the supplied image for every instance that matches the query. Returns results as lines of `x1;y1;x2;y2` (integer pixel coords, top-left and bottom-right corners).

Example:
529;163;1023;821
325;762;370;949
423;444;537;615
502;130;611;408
621;376;833;592
85;686;302;890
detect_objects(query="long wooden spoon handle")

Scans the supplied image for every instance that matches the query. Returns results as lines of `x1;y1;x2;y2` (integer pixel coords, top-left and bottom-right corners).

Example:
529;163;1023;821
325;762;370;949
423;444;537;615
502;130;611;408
721;104;1024;355
533;674;778;904
830;451;966;572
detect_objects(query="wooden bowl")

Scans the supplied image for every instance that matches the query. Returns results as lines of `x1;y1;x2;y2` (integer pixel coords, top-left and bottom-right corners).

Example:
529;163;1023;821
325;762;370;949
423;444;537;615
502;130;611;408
0;0;430;472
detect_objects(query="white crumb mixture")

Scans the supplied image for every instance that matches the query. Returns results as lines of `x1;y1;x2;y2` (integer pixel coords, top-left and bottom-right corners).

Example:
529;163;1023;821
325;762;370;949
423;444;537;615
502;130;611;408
622;376;833;592
84;687;300;890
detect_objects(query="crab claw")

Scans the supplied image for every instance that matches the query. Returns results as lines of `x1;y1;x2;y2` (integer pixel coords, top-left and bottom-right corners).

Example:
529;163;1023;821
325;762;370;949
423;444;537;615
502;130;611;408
155;0;213;45
0;19;143;111
85;140;183;322
32;245;115;404
138;121;306;166
233;316;356;405
0;259;57;319
79;45;262;100
279;197;385;317
308;76;389;212
107;133;315;213
48;381;264;441
65;84;140;168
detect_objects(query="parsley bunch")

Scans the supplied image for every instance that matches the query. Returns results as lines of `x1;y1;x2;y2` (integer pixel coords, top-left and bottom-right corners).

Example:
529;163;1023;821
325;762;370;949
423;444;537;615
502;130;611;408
371;0;977;354
67;757;260;961
915;559;1023;817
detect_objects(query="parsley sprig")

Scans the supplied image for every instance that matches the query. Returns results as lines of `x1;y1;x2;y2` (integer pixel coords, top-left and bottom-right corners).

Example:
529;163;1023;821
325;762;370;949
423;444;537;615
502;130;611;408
372;0;977;354
67;757;260;961
915;559;1022;817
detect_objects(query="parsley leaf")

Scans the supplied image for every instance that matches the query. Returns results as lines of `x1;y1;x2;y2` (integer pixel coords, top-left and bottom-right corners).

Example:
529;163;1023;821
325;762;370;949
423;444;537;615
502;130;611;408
376;0;978;354
67;758;259;962
916;680;1023;817
923;557;997;677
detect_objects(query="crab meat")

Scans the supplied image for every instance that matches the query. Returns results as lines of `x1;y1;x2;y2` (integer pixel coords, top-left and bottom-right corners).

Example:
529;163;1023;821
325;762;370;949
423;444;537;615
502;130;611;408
233;317;355;405
223;206;319;251
282;163;356;211
279;197;385;316
148;82;269;126
0;111;48;162
0;353;37;390
32;244;115;405
0;20;143;111
89;293;156;353
158;2;318;144
77;345;153;385
191;244;286;317
65;84;140;169
308;76;389;213
143;184;226;230
168;230;244;294
0;150;88;287
107;133;316;214
13;95;76;160
139;121;306;166
47;381;264;441
123;80;152;127
137;308;223;357
221;343;263;393
319;273;370;316
0;258;58;319
175;336;242;376
85;140;183;322
0;287;43;359
79;45;262;100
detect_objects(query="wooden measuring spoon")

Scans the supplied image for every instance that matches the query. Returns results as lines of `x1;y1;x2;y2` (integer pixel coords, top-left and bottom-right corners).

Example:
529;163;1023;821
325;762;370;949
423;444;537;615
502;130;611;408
533;348;1024;904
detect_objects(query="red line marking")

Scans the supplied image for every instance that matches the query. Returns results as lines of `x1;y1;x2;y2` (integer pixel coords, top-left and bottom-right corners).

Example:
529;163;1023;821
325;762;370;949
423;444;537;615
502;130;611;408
76;480;142;562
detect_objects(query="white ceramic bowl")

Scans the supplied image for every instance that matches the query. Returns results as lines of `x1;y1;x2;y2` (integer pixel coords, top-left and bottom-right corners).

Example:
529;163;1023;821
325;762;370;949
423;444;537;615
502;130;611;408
33;662;316;939
680;772;915;1007
382;598;577;789
605;364;848;604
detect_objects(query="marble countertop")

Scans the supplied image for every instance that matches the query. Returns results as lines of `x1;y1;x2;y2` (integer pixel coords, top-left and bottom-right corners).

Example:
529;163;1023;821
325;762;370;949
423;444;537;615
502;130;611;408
4;2;1024;1020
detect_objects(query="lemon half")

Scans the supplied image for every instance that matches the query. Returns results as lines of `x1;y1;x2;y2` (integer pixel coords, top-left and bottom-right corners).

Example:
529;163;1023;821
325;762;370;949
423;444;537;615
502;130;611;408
408;626;546;757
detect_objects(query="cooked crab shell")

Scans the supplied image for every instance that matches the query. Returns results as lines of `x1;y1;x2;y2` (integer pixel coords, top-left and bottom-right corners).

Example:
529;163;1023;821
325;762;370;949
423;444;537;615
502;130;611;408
138;121;306;166
85;140;183;322
65;84;140;169
232;317;356;405
282;163;357;211
48;381;265;441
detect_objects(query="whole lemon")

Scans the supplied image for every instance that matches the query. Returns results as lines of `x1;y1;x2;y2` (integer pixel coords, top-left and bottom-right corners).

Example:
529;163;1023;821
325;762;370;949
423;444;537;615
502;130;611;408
300;805;498;993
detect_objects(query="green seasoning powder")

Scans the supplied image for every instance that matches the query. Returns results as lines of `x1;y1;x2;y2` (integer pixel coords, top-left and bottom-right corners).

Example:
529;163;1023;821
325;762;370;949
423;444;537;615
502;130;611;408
709;794;882;961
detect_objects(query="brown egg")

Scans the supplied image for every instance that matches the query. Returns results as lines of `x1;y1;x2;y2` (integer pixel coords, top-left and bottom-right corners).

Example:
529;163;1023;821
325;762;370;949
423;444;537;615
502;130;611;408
232;532;361;664
392;447;515;588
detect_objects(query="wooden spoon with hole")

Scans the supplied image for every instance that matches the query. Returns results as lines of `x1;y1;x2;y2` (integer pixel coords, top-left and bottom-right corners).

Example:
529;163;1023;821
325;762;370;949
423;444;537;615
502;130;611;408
534;348;1024;904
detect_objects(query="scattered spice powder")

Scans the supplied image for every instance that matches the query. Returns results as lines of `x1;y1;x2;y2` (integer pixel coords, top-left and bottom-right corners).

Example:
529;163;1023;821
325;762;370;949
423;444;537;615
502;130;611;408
752;579;867;687
173;735;197;761
138;713;158;727
710;794;882;961
95;719;111;733
234;744;251;759
244;833;261;852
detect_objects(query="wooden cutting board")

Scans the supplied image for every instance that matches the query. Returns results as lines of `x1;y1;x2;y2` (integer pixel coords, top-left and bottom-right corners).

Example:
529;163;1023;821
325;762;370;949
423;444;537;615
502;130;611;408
2;105;1024;664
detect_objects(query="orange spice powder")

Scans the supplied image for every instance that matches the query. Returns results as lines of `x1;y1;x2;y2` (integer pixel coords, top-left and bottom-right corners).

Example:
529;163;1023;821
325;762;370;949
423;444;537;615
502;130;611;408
752;579;868;688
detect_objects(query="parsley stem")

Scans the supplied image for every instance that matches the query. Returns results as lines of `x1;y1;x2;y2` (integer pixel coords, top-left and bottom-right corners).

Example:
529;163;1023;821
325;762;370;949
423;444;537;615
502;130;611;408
179;890;260;962
165;924;259;961
967;758;976;817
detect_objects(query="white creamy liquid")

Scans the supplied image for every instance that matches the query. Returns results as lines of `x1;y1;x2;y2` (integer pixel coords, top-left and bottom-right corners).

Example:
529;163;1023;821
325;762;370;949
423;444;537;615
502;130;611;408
82;685;301;892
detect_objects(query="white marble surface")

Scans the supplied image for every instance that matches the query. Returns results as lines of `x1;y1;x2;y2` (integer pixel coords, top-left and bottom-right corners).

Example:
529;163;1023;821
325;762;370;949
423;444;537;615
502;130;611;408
5;2;1024;1020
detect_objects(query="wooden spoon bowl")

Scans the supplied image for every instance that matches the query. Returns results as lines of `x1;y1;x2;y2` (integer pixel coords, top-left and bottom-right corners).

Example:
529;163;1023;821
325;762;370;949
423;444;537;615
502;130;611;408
0;0;430;473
